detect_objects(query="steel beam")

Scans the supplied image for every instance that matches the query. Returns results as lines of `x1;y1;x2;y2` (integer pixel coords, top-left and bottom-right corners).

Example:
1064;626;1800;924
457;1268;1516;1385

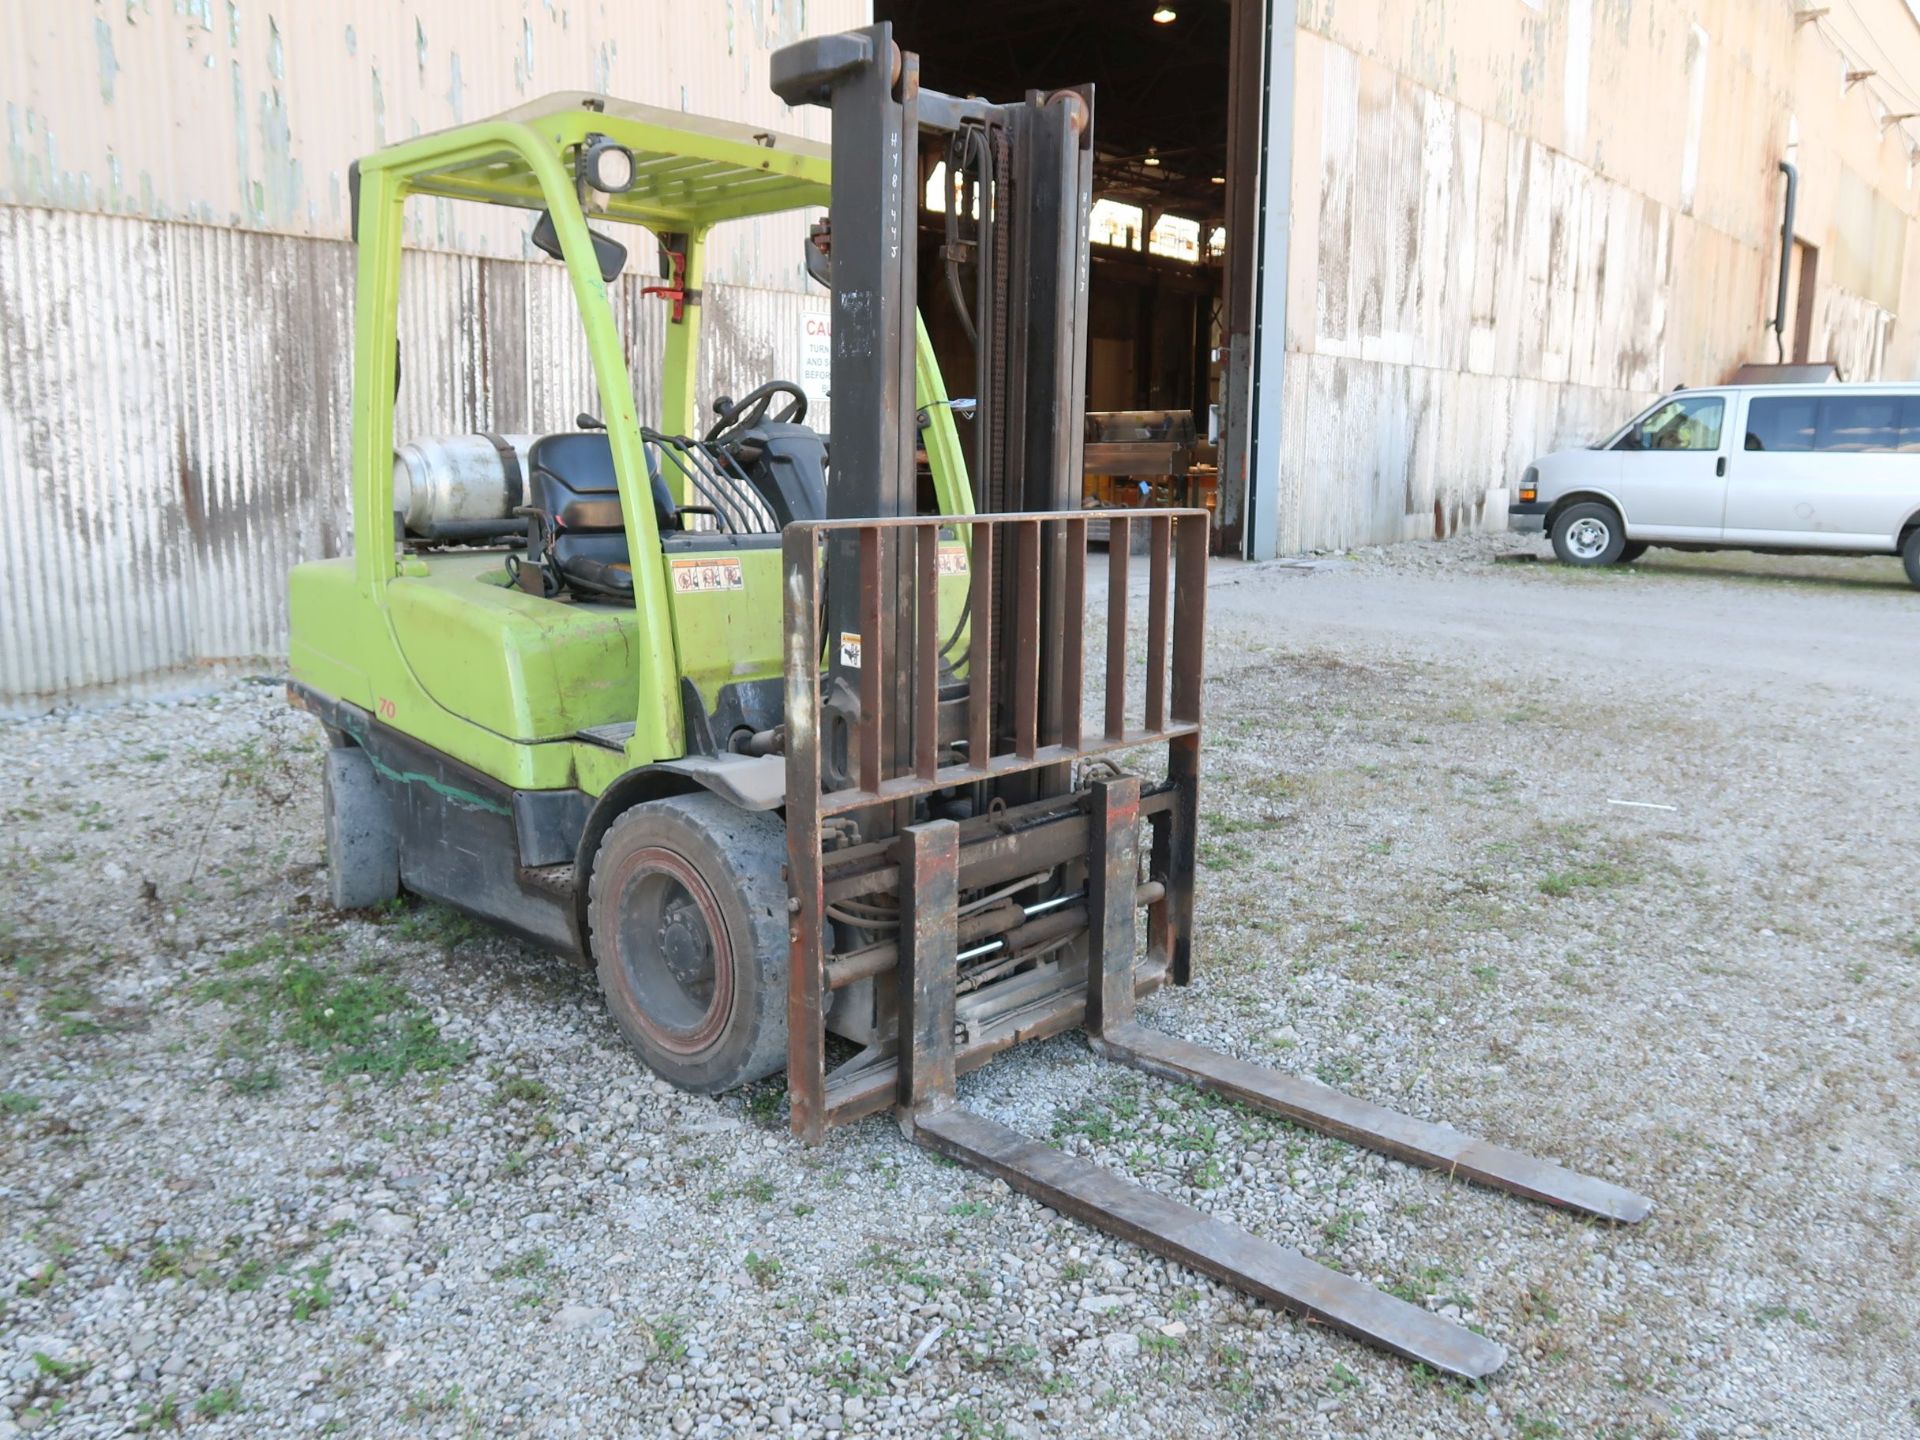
913;1107;1507;1379
1097;1023;1654;1224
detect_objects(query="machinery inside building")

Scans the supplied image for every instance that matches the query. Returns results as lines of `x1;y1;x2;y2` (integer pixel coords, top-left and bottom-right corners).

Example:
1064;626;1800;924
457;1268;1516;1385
877;0;1236;534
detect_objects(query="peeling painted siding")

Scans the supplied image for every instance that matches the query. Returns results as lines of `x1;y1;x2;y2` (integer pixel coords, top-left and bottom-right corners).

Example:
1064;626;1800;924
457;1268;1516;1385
0;2;861;281
0;207;828;709
1277;1;1920;551
0;2;853;704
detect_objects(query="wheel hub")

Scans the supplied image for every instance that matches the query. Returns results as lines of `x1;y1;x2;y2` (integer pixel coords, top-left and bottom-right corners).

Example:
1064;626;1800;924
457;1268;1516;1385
1567;517;1610;560
611;849;733;1056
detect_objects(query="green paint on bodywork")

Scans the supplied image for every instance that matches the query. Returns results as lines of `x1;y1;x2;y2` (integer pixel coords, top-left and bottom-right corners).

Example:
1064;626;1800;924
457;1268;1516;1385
290;97;977;803
331;707;512;817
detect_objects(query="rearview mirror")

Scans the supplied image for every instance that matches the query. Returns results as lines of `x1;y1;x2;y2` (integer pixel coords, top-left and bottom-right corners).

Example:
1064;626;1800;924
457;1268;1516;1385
530;209;627;284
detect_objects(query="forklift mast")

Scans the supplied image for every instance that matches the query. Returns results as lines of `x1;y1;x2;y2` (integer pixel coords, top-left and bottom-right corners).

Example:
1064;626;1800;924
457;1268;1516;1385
763;24;1651;1382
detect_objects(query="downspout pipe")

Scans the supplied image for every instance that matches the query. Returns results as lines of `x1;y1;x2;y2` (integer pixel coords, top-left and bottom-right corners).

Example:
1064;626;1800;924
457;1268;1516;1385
1773;160;1798;363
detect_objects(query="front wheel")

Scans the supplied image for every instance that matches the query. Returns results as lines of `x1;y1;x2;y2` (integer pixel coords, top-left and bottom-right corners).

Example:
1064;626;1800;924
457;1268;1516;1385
1903;528;1920;590
1551;502;1627;567
587;793;789;1092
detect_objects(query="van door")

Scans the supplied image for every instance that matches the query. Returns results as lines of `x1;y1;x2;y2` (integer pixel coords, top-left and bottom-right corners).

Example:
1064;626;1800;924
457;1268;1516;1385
1726;391;1907;551
1609;392;1730;540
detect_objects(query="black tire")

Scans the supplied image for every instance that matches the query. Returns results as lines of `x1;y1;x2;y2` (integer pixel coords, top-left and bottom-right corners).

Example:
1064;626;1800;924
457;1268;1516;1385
587;793;788;1093
1619;542;1649;564
323;746;401;910
1550;501;1628;567
1903;528;1920;590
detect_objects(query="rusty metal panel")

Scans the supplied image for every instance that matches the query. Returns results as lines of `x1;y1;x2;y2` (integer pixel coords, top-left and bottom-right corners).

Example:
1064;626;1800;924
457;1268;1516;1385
0;204;829;706
0;206;356;705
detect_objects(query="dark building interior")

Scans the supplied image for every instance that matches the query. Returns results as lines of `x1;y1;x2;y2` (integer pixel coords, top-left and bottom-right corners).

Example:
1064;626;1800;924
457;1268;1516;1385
876;0;1235;515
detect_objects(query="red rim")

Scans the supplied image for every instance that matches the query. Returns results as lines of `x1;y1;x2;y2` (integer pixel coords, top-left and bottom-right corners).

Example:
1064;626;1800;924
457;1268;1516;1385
601;845;735;1057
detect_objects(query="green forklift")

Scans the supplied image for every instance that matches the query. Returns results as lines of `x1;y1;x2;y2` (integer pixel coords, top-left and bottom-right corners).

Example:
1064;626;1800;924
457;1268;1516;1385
291;24;1648;1378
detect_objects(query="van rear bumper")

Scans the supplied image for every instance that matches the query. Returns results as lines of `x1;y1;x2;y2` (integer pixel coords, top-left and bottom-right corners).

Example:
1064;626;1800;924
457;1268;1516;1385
1507;500;1547;534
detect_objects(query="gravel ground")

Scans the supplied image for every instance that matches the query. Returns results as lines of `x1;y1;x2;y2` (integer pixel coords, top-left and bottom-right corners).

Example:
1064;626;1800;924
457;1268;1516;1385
3;535;1917;1439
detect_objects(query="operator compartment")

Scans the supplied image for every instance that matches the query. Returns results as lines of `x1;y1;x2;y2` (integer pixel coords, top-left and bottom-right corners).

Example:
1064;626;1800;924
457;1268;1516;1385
383;412;832;745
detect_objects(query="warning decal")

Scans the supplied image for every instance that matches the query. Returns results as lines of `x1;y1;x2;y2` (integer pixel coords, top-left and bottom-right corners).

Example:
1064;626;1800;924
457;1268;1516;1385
937;543;969;577
670;556;745;594
838;632;862;669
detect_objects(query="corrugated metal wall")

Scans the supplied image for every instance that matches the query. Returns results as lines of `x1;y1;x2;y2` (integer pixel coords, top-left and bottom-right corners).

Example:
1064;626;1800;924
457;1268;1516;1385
0;207;828;705
1274;0;1920;551
0;1;857;707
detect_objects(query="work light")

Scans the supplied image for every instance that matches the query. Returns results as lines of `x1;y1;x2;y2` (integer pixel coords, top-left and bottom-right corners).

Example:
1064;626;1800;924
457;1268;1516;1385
581;135;637;193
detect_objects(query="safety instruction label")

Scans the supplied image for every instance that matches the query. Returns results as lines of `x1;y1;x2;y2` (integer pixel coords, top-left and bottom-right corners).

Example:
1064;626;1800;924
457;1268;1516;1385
670;556;744;594
937;543;969;577
838;632;862;669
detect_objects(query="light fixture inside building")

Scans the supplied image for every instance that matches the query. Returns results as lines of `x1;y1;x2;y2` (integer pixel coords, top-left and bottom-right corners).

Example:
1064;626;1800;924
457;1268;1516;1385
1210;175;1225;184
1151;6;1177;23
1143;150;1161;167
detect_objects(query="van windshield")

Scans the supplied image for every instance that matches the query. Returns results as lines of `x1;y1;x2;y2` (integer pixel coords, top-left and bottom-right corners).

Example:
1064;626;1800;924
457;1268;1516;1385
1609;395;1725;452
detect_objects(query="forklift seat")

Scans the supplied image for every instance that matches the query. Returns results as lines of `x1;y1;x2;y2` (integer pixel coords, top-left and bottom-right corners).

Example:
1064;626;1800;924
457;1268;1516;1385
523;433;678;602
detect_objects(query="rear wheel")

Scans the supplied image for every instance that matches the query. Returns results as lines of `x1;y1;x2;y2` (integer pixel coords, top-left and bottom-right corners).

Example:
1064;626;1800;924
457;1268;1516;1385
587;793;788;1092
323;746;400;910
1903;528;1920;589
1550;502;1627;567
1619;542;1649;564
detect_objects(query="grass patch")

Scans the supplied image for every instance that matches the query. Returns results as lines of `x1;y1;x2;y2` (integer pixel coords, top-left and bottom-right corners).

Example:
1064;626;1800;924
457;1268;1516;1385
290;1259;333;1320
647;1315;689;1363
201;932;468;1081
195;1385;241;1418
386;900;487;952
490;1248;550;1281
44;985;104;1037
492;1075;554;1107
2;1091;42;1115
1538;860;1636;898
134;1395;181;1431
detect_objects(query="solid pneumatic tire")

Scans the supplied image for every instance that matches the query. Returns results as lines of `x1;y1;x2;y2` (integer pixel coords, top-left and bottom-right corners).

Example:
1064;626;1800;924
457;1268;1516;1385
322;745;401;911
1903;528;1920;590
1551;501;1628;567
587;793;789;1093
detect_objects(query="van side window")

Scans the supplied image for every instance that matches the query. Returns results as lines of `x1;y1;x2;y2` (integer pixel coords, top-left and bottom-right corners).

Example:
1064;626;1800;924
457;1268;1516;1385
1744;396;1817;451
1813;394;1900;452
1614;395;1724;452
1901;396;1920;454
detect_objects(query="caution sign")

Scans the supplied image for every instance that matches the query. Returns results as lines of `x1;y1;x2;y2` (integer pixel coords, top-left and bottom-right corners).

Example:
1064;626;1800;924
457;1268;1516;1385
838;632;862;668
937;543;969;577
670;556;744;594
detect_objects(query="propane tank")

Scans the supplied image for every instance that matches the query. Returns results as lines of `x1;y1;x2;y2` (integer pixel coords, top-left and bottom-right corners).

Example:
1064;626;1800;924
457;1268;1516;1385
391;434;539;535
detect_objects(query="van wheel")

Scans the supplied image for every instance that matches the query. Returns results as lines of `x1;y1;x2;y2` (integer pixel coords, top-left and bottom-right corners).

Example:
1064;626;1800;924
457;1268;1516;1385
1619;542;1649;564
1551;502;1627;567
1903;529;1920;589
587;794;788;1093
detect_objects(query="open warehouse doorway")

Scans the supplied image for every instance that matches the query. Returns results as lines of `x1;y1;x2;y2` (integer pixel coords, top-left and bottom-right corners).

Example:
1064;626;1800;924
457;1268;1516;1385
876;0;1275;552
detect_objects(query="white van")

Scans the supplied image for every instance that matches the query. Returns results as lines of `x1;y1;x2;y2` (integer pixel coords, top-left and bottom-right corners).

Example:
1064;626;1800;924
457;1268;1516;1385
1509;383;1920;588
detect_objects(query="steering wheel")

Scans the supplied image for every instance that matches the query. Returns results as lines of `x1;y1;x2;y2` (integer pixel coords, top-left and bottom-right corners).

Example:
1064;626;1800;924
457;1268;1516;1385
705;380;808;444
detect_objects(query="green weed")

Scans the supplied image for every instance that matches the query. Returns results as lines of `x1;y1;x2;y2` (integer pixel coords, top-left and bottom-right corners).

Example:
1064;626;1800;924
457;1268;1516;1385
490;1248;550;1281
290;1259;333;1320
195;1385;242;1418
492;1075;554;1107
200;935;468;1081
